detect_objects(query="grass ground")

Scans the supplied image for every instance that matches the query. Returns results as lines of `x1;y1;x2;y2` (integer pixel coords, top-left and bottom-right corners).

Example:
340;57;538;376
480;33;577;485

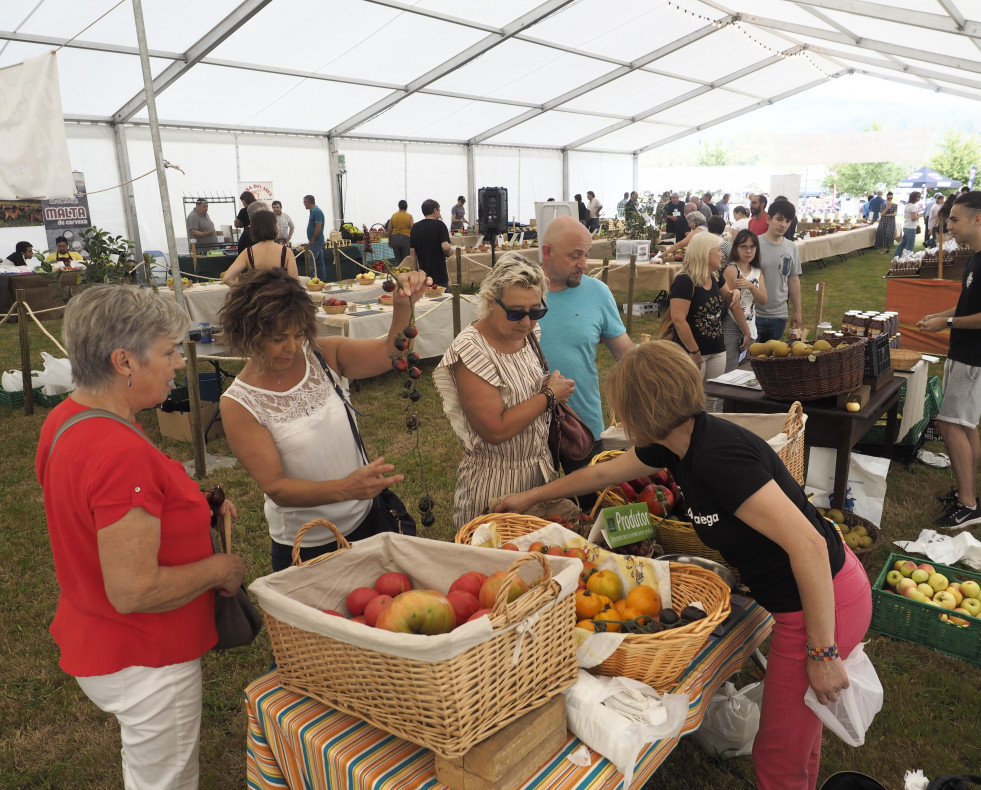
1;240;979;789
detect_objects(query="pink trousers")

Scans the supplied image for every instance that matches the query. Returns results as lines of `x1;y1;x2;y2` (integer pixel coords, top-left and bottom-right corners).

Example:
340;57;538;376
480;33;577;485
753;549;872;790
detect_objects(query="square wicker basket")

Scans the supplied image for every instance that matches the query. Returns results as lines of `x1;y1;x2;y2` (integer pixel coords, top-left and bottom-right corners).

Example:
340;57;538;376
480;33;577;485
251;528;579;759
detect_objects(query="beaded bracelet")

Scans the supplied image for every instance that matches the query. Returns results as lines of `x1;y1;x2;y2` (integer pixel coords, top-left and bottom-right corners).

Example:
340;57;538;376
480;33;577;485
540;386;556;412
806;643;840;661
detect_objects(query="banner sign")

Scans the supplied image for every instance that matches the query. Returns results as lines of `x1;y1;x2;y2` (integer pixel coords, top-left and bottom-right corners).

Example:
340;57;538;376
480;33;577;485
42;171;92;257
238;181;274;203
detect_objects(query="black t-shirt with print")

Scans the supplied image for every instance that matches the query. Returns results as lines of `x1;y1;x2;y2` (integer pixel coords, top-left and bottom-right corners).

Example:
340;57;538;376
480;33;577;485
950;252;981;367
670;272;725;355
635;412;845;613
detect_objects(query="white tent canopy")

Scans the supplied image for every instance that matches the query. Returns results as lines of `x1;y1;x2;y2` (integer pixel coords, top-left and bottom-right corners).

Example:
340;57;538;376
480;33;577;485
2;0;979;253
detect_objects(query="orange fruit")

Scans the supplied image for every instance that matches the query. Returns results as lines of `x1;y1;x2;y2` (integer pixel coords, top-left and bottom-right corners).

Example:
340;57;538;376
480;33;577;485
575;589;610;620
593;608;622;632
500;542;519;551
625;584;662;617
576;619;597;632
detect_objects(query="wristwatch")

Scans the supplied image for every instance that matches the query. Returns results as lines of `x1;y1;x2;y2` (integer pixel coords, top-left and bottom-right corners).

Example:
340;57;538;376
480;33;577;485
947;317;954;328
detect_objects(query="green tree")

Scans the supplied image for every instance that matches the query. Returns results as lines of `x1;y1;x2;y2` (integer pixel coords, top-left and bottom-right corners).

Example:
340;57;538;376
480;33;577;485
929;128;980;187
821;162;908;196
695;141;731;166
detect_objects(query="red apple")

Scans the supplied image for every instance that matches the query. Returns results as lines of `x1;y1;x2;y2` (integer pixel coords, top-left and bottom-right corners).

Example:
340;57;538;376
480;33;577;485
363;594;394;627
466;608;494;622
448;571;488;600
478;571;529;610
350;615;367;624
375;572;413;597
320;609;343;617
446;590;481;627
346;586;380;617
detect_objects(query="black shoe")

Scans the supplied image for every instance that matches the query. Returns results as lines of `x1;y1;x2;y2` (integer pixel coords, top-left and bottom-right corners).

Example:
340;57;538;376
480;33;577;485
933;500;981;530
937;487;959;511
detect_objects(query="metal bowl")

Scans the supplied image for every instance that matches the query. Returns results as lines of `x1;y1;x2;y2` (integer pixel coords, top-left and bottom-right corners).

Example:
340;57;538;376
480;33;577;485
657;553;738;592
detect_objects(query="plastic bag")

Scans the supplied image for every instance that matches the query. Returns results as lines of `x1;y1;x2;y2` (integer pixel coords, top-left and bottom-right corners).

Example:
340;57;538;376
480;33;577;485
691;680;764;758
2;369;42;392
564;669;688;788
33;352;74;395
804;642;883;747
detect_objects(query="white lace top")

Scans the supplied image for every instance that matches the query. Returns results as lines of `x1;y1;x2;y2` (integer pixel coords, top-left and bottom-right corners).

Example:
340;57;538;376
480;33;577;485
222;346;370;547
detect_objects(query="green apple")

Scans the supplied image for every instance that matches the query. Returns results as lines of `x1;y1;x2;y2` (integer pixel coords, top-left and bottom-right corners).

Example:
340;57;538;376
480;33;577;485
917;583;936;598
959;596;981;617
896;560;917;577
928;573;949;593
885;570;904;588
911;569;930;584
906;589;931;603
933;590;957;610
946;583;964;606
896;578;917;595
917;563;935;575
942;611;970;627
958;580;980;600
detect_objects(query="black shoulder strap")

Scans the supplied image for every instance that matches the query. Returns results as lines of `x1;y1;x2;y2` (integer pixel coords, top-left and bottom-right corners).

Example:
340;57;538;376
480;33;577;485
280;243;288;269
47;408;148;462
311;347;369;464
246;246;255;270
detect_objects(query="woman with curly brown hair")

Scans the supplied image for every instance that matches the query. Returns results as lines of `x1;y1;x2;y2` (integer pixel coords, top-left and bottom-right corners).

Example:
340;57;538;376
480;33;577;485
219;267;430;570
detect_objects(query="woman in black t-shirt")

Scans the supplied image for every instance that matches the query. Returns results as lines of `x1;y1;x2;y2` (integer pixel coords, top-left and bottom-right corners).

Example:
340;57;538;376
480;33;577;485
235;190;256;253
669;232;737;411
497;341;872;790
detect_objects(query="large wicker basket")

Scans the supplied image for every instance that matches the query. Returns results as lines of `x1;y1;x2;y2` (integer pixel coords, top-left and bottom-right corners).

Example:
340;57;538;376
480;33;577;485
455;513;552;546
750;336;868;401
716;400;806;485
593;562;731;690
254;521;578;759
656;518;738;578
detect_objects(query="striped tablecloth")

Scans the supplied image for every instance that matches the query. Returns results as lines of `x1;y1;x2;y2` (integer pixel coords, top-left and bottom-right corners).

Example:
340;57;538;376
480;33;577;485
245;601;772;790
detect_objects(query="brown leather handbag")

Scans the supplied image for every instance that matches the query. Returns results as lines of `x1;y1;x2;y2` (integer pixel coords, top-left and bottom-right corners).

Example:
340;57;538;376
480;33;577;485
528;334;594;468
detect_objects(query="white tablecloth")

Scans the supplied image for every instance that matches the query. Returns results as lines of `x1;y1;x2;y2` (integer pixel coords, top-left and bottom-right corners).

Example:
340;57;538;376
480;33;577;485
316;295;478;359
796;224;877;263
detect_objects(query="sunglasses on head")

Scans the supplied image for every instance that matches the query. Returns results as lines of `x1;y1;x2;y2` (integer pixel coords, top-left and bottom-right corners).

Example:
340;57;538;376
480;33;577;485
494;298;548;321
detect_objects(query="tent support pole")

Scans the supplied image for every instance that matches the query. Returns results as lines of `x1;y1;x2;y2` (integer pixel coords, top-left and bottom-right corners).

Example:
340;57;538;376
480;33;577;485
562;150;569;203
111;124;144;260
131;0;183;311
632;153;639;196
466;144;475;230
328;135;343;230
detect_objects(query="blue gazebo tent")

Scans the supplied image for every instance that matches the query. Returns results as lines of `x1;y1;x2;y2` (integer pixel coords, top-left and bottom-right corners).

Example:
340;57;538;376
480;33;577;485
898;166;963;190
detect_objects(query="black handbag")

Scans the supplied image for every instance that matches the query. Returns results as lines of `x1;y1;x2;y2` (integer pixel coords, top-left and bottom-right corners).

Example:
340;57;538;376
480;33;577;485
46;409;261;652
312;349;416;537
527;333;595;468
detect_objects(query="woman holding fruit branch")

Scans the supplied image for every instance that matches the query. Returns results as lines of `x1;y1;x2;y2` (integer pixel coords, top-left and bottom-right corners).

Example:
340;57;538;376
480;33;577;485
36;285;246;789
497;341;872;790
220;267;429;571
434;254;574;527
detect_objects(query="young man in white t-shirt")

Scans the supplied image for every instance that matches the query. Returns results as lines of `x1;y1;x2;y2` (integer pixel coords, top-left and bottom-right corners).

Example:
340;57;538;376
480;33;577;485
754;199;802;343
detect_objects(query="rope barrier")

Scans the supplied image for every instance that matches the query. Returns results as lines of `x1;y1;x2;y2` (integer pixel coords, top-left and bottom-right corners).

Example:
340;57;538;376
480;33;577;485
22;303;68;354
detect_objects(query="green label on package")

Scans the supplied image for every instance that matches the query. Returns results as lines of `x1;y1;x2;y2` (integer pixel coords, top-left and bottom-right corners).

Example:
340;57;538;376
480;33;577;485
599;503;654;548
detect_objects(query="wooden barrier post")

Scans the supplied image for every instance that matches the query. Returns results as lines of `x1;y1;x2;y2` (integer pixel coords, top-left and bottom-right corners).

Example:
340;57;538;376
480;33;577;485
814;282;826;335
456;247;462;286
451;284;462;337
601;257;609;284
16;289;34;416
625;254;637;336
184;337;207;478
937;227;944;279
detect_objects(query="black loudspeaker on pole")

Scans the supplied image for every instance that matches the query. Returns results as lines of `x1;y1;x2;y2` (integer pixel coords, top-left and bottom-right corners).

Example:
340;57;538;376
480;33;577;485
478;187;508;267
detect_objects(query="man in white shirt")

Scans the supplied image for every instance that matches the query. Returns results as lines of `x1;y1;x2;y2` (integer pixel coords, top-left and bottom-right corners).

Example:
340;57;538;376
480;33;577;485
271;201;294;244
927;194;945;248
585;191;602;233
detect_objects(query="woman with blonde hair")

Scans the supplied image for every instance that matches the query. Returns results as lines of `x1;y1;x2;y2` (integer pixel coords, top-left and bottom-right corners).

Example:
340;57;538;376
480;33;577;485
434;253;574;526
496;340;871;790
667;231;739;409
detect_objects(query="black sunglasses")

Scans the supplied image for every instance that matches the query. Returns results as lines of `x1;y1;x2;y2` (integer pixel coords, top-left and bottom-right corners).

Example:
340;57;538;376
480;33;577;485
494;298;548;321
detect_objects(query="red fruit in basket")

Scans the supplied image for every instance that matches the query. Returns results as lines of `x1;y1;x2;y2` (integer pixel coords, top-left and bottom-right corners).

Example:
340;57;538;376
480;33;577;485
478;571;529;610
466;608;494;623
363;594;394;627
500;542;519;551
320;609;343;617
338;299;347;306
351;615;367;625
564;547;588;561
375;571;413;597
637;484;674;518
375;590;455;635
619;481;637;503
650;469;671;487
546;546;565;556
628;476;652;491
345;587;380;617
448;570;488;599
446;590;481;627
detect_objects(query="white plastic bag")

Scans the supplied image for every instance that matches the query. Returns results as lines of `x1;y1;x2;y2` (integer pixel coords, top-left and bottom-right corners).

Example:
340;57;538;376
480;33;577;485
691;680;764;758
2;369;42;392
805;447;890;525
33;352;74;395
804;642;883;746
564;669;688;788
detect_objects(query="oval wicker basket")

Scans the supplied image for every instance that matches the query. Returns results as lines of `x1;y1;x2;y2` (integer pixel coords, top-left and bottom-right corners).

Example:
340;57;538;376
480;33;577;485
592;562;731;690
305;282;325;292
838;510;883;573
749;335;867;401
454;513;552;546
321;303;347;314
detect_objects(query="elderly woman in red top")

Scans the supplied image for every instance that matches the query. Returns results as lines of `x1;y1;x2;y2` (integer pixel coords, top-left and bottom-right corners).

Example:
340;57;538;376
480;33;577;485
35;285;244;790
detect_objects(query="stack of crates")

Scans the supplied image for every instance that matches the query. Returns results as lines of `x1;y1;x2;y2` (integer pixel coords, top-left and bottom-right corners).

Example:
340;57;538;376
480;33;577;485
860;374;941;452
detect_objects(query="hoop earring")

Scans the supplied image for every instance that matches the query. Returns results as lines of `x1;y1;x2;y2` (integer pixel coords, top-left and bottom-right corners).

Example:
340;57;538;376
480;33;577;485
128;372;132;388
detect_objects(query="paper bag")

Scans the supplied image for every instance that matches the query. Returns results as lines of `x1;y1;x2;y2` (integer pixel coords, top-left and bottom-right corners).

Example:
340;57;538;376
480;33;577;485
805;447;890;525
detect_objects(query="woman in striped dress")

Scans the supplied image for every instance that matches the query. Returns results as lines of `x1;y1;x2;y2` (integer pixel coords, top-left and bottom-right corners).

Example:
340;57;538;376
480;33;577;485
874;192;898;253
434;255;575;527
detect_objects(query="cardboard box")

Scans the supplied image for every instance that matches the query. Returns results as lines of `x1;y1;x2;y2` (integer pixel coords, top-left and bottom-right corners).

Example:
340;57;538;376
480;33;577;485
156;402;223;442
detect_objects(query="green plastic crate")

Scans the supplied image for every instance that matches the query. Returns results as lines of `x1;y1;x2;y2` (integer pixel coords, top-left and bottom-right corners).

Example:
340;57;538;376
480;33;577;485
870;552;981;666
0;387;42;408
36;389;74;408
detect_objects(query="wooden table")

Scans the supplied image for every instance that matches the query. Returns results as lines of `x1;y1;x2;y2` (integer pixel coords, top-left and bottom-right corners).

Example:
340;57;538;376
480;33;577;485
705;372;903;509
245;600;772;790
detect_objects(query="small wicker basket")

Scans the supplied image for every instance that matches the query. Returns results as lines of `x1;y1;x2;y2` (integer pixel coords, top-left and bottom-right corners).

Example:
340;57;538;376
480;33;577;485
321;303;347;314
750;336;867;401
368;223;386;243
305;281;325;292
839;510;884;573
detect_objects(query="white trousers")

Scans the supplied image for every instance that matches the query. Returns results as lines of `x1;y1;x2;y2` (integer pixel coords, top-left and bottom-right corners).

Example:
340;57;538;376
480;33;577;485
75;659;202;790
699;351;727;412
